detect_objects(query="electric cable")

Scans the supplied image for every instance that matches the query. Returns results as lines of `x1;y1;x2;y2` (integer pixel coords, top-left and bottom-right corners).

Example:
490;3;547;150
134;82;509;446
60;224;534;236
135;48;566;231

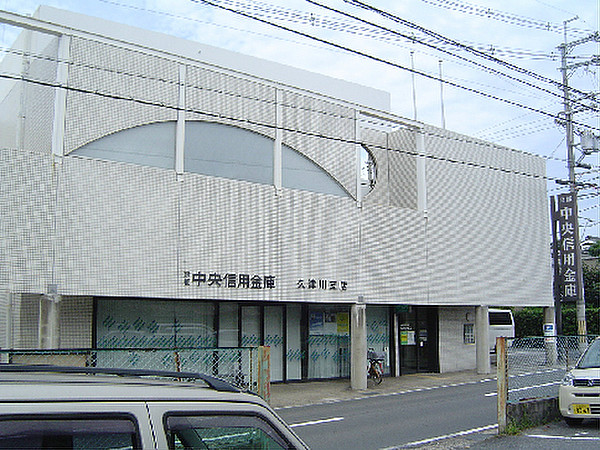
192;0;598;134
306;0;571;104
1;7;595;178
191;0;593;105
0;43;588;168
96;0;598;116
100;0;565;62
342;0;594;96
417;0;594;37
0;71;566;185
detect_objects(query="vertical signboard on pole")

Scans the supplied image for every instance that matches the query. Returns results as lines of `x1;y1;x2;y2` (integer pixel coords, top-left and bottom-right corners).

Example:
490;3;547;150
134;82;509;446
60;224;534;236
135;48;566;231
553;193;581;303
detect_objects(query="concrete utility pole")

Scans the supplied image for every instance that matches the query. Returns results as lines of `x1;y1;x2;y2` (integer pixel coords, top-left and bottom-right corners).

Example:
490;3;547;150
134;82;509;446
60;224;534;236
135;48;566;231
557;22;600;338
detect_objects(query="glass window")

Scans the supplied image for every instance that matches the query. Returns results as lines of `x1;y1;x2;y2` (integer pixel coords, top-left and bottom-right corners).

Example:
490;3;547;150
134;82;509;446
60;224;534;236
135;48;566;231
69;122;176;170
359;144;377;196
95;299;216;373
96;299;216;349
72;120;350;197
264;306;284;382
241;306;261;347
185;122;273;185
282;144;349;197
578;339;600;369
464;324;475;345
218;303;239;348
286;305;302;381
308;307;349;379
367;306;389;375
165;414;289;450
397;307;417;374
489;312;512;326
0;415;140;449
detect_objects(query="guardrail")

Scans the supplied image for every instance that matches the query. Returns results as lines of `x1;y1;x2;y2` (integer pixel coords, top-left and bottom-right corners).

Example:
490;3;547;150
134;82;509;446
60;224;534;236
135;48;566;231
496;335;597;431
0;346;271;401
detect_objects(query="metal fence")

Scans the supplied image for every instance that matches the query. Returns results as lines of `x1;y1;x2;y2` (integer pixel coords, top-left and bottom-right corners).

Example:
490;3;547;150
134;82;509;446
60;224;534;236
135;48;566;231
503;335;598;404
496;335;597;432
0;347;263;393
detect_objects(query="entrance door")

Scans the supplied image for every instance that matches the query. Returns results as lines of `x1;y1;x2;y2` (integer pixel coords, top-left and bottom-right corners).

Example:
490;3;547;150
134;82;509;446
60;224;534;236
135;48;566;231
416;307;438;372
397;307;417;374
396;306;438;374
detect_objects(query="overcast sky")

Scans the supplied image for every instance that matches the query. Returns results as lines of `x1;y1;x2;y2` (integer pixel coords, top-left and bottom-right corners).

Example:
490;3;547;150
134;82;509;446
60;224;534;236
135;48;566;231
1;0;598;236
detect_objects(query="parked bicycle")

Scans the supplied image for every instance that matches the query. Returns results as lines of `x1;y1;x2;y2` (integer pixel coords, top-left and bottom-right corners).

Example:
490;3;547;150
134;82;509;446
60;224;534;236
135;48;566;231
367;348;385;384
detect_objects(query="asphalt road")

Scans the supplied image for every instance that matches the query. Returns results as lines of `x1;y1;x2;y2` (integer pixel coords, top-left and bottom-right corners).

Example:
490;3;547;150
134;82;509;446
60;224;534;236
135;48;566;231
472;419;600;450
277;378;498;450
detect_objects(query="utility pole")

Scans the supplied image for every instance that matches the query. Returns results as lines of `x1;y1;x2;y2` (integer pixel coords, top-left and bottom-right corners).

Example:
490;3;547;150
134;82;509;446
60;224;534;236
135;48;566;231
557;21;600;339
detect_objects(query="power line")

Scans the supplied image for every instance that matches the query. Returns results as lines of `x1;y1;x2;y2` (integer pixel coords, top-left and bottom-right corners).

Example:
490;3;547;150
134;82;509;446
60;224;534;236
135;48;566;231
183;0;567;61
306;0;569;103
189;0;593;105
95;0;598;117
0;42;586;168
417;0;594;36
483;124;560;143
94;0;563;88
0;7;592;171
191;0;598;133
0;71;564;184
342;0;593;98
0;43;575;170
96;0;337;54
314;0;594;116
2;6;596;236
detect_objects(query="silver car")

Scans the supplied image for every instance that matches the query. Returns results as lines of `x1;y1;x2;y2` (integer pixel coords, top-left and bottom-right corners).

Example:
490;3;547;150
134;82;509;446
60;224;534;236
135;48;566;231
0;365;308;449
559;337;600;426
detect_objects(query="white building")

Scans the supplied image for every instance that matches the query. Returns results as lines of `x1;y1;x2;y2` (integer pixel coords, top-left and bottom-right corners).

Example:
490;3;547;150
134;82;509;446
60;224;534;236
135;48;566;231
0;6;554;382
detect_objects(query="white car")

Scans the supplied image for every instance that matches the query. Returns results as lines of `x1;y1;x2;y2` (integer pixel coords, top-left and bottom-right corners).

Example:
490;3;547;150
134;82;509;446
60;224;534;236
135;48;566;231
559;337;600;426
0;364;308;449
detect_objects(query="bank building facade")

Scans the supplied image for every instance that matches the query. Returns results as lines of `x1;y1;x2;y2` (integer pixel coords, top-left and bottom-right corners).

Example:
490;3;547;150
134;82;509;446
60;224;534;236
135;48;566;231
0;6;554;383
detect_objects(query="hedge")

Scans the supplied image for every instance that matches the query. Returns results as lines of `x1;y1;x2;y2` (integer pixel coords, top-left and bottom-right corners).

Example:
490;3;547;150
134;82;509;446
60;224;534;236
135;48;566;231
513;307;599;337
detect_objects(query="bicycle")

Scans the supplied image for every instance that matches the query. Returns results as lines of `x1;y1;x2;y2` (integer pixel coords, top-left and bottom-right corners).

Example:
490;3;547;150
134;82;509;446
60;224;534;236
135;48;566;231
367;348;384;384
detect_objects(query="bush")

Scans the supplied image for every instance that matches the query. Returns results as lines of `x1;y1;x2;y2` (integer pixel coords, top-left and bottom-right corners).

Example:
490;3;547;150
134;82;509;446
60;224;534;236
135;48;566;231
584;265;600;308
514;307;544;337
561;307;599;335
513;307;599;337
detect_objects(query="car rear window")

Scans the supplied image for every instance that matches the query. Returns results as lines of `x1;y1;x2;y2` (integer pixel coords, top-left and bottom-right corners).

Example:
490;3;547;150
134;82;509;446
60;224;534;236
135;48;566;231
0;414;140;449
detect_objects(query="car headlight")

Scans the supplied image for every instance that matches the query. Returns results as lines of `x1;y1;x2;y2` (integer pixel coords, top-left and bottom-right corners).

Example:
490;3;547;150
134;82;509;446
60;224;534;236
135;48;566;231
561;372;574;386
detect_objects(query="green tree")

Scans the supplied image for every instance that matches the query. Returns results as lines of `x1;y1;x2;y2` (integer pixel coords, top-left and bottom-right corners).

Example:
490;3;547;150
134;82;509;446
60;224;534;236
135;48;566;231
589;240;600;258
561;307;599;335
584;265;600;308
513;307;543;337
512;257;600;337
514;307;599;337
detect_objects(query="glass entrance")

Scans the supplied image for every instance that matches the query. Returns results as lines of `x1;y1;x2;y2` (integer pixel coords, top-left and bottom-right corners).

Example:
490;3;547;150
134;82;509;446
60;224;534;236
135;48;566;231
396;306;438;374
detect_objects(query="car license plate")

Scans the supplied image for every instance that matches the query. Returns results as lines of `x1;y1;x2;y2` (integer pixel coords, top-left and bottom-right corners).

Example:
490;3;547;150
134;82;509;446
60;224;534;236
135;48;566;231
572;404;591;415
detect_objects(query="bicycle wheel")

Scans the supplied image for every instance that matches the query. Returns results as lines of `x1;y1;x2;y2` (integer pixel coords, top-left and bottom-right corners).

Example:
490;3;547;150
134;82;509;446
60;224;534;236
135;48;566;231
370;366;382;384
374;370;382;384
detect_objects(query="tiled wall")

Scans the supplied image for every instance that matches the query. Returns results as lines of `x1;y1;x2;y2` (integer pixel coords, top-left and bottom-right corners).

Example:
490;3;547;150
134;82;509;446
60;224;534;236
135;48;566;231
438;306;477;372
1;32;553;311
